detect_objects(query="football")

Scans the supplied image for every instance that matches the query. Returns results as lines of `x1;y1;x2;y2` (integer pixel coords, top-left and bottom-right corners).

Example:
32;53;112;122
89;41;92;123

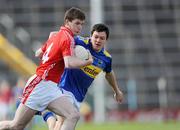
74;45;89;60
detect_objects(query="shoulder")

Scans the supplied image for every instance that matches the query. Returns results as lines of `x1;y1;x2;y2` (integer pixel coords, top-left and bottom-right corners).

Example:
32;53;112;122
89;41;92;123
103;49;112;58
49;31;58;38
56;31;73;45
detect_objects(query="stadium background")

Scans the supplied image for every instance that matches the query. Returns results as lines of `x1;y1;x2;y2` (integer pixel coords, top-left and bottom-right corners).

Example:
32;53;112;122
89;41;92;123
0;0;180;129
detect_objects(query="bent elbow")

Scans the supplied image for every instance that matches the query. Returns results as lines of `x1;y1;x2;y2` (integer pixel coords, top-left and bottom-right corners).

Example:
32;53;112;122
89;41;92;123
64;61;75;68
64;62;70;68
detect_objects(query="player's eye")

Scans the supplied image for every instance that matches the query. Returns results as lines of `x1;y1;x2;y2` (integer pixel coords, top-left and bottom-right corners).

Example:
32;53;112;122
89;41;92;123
75;21;84;26
100;37;105;40
94;35;99;38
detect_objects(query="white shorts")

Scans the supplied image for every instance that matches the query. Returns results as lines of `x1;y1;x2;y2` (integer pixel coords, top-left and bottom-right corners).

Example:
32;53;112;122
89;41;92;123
21;74;62;111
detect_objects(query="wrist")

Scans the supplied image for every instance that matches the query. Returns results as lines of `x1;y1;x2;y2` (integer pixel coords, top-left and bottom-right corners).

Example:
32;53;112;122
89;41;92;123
86;58;93;65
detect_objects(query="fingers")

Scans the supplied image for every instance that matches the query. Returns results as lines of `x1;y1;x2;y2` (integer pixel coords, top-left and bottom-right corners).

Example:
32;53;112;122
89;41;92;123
86;50;93;64
87;50;92;59
114;91;123;103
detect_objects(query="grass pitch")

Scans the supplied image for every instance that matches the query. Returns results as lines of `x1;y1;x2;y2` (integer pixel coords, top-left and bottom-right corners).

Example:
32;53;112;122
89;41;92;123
33;121;180;130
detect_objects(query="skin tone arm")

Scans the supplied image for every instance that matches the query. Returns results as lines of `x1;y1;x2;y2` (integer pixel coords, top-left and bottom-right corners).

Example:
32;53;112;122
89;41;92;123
105;70;123;103
63;53;93;68
35;31;58;58
35;48;43;58
35;45;93;68
35;30;93;68
35;31;57;58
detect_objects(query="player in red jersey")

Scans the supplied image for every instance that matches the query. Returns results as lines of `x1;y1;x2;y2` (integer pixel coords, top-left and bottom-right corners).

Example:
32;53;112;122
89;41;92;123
40;23;124;130
0;7;92;130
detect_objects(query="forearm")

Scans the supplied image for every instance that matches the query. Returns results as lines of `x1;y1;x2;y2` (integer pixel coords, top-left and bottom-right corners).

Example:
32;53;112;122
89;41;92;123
105;71;121;93
64;56;92;68
35;48;43;58
106;71;123;102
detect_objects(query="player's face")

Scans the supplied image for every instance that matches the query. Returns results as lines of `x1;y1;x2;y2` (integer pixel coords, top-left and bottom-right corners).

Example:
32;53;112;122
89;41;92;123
91;31;107;52
66;19;84;35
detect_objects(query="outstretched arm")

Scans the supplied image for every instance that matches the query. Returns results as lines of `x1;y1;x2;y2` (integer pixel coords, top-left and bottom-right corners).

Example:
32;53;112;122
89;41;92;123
35;31;58;58
35;48;43;58
105;70;123;103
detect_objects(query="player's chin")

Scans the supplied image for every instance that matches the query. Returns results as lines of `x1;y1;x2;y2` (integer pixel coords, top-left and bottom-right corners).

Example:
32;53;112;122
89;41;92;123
74;31;80;35
94;46;101;51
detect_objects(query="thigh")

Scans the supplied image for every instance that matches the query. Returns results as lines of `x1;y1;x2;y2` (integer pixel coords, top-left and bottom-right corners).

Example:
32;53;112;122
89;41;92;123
23;78;61;111
47;96;78;117
13;103;37;127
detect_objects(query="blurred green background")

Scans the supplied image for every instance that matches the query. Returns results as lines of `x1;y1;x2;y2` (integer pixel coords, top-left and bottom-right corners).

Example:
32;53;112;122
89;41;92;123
32;122;180;130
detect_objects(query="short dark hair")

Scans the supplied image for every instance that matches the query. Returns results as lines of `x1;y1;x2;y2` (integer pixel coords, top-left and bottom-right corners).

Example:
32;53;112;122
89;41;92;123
91;23;110;39
64;7;86;22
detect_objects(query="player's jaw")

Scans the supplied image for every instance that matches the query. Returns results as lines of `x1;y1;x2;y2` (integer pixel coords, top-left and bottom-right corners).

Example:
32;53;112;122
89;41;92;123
66;19;84;35
93;42;101;50
91;31;107;52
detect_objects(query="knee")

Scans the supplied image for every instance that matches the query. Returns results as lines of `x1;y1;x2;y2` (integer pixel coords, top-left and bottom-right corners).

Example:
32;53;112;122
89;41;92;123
10;121;25;130
68;111;80;121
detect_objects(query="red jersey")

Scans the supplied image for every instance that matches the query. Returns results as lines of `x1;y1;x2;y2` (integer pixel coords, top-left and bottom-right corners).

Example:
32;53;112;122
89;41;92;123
36;26;74;83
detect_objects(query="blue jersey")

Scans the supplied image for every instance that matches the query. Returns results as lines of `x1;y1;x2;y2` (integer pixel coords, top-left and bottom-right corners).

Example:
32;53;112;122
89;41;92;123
58;36;112;102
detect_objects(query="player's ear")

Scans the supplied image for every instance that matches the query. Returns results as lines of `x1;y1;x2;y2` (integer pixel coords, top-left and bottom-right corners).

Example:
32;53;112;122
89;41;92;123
65;19;69;25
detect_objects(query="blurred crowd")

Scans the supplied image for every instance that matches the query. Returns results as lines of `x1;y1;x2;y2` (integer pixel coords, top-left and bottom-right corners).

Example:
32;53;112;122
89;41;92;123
0;77;25;121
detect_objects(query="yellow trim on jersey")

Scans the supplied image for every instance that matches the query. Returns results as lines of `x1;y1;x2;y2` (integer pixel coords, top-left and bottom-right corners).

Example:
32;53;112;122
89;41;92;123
83;39;89;44
78;36;89;45
80;65;102;78
104;50;111;58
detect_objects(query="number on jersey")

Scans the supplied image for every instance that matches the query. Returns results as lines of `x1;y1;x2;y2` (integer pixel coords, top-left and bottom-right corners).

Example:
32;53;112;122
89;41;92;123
42;43;53;64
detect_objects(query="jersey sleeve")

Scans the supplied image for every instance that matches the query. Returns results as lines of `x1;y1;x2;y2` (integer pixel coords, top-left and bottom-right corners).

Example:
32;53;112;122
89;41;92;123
61;39;73;57
104;58;112;73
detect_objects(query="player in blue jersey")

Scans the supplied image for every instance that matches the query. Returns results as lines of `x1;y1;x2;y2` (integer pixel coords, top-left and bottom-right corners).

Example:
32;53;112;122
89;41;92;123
41;23;123;130
59;24;123;103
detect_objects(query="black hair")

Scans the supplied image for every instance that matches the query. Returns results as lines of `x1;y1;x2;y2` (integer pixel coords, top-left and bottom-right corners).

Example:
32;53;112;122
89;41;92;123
91;23;109;39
